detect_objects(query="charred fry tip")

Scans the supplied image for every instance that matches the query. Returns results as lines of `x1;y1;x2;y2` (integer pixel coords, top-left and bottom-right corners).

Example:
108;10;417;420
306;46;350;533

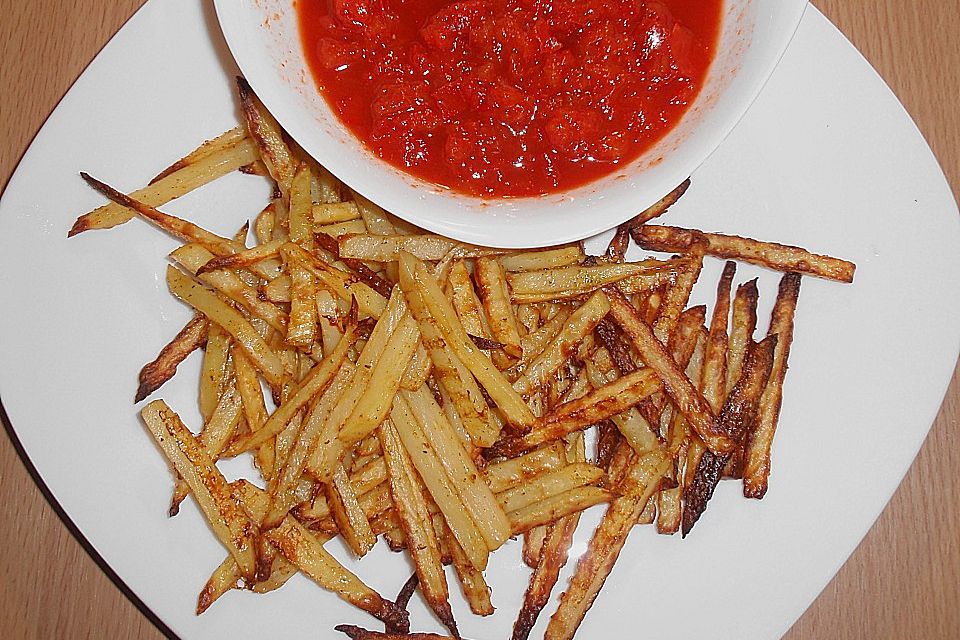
134;384;152;404
395;573;420;611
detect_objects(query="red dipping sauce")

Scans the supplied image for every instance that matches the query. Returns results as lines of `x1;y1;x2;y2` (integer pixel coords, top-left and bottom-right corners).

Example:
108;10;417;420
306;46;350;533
298;0;722;197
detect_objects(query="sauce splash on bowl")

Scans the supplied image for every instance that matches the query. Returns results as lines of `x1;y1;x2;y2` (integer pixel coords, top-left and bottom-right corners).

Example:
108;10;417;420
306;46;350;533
298;0;722;197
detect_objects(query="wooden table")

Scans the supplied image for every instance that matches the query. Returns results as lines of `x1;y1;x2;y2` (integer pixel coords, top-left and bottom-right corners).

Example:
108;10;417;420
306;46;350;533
1;2;957;638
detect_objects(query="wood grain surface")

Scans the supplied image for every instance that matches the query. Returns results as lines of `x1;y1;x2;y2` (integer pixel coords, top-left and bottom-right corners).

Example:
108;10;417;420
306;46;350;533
1;1;957;638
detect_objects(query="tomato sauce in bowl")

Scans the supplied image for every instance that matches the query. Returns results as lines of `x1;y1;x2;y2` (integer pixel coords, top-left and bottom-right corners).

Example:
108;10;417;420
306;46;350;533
298;0;722;197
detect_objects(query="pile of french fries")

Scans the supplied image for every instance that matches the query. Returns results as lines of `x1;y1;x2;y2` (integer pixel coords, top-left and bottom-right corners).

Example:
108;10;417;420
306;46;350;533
69;78;855;640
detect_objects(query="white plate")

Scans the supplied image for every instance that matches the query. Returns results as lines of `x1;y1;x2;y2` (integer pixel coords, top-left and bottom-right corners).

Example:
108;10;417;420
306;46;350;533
0;2;958;639
214;0;808;248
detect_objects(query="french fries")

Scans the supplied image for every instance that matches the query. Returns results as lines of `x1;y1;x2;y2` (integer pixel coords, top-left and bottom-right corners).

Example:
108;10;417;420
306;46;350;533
74;82;854;640
633;224;856;283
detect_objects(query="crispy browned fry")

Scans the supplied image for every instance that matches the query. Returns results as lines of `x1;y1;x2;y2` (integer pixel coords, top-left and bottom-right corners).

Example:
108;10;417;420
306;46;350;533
314;232;395;298
726;279;760;395
633;225;856;283
545;449;671;640
594;318;636;375
335;626;458;640
595;420;623;470
484;444;567;493
196;556;240;614
626;178;691;229
237;77;296;196
493;369;662;458
136;314;208;402
703;262;736;410
81;173;233;250
141;401;257;581
313;201;360;224
379;421;459;638
652;238;706;344
604;224;631;262
743;273;801;498
169;384;244;515
513;511;581;640
723;278;760;477
606;288;732;456
475;256;524;358
681;335;777;536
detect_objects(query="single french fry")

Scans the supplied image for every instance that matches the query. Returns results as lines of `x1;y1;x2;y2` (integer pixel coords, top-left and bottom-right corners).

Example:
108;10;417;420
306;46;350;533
512;511;581;640
507;259;681;303
447;259;493;340
702;262;737;411
545;450;671;640
626;178;691;228
265;515;406;627
496;463;603;513
379;421;459;637
633;225;856;283
136;314;208;402
475;256;524;358
743;273;801;498
484;444;567;493
313;201;360;225
522;525;548;569
499;246;584;272
446;525;494;616
150;126;248;184
199;323;231;421
326;464;377;557
238;77;296;197
723;279;760;478
196;555;241;614
141;401;257;581
340;233;503;262
170;384;244;515
196;239;284;275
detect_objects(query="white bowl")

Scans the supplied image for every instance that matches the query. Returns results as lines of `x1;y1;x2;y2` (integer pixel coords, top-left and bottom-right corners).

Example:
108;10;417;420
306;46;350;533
214;0;808;248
